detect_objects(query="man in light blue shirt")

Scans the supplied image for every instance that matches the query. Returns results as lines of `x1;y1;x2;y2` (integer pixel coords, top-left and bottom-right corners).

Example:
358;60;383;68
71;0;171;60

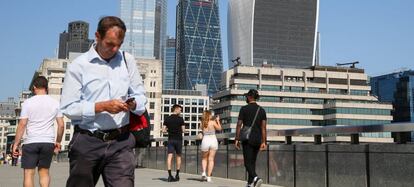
61;16;147;187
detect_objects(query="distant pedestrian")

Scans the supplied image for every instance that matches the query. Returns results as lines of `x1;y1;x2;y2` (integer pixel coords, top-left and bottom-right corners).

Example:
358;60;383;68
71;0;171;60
235;89;267;187
163;104;185;182
200;110;222;182
12;76;64;187
0;152;3;164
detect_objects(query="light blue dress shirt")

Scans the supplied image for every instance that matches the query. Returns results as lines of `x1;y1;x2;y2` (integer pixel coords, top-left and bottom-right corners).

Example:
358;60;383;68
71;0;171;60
60;45;147;131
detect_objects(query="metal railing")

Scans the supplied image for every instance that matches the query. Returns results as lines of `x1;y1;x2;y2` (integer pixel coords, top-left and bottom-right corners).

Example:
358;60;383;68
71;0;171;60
152;122;414;145
142;123;414;187
270;122;414;144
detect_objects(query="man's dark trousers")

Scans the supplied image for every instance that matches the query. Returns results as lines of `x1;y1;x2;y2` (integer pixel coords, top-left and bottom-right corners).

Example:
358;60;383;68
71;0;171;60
66;131;136;187
242;141;260;184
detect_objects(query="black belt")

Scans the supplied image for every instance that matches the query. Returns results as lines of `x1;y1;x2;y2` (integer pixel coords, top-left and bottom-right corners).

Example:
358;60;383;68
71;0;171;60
74;125;130;142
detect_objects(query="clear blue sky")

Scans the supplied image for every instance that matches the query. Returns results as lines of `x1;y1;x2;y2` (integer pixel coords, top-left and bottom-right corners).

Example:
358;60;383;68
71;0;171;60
0;0;413;101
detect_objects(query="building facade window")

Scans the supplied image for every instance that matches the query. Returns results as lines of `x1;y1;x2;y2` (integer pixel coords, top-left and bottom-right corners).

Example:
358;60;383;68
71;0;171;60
66;122;71;130
65;134;70;141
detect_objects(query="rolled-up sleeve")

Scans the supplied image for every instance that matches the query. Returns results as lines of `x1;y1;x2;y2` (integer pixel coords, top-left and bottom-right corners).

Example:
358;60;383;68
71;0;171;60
125;54;147;115
60;63;95;122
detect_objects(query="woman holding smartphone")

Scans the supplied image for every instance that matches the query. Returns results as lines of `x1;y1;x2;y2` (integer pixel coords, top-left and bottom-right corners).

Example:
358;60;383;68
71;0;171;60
200;110;222;182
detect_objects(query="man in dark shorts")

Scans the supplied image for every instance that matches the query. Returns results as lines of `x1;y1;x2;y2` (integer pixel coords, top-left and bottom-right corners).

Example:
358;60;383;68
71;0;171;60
163;104;186;182
12;76;64;187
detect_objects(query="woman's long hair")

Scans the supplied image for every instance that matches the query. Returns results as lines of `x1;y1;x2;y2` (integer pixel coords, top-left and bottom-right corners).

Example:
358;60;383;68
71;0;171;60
201;110;213;129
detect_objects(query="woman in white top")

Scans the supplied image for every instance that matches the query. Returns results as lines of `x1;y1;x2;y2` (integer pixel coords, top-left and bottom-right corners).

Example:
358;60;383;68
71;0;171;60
200;110;222;182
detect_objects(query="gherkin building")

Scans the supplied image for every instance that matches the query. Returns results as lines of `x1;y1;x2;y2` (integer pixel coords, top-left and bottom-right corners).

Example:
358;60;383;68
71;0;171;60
176;0;223;96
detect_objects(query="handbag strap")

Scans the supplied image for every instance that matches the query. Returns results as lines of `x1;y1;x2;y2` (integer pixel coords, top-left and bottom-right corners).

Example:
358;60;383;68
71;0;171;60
122;51;133;95
246;106;261;131
122;51;130;76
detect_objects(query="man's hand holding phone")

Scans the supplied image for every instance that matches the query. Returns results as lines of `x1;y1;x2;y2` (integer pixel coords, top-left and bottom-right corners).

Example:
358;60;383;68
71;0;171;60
124;97;136;110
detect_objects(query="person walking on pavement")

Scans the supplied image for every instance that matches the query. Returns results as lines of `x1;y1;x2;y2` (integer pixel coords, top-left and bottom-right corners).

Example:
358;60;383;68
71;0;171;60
200;110;222;182
163;104;186;182
235;89;267;187
12;76;64;187
60;16;147;187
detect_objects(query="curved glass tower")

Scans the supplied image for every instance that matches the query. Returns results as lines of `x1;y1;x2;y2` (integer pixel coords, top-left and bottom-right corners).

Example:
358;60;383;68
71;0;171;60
228;0;319;68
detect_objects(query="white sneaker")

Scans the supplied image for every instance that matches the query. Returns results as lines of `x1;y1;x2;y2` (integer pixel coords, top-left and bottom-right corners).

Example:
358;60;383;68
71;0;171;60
206;177;212;182
201;172;207;181
253;177;263;187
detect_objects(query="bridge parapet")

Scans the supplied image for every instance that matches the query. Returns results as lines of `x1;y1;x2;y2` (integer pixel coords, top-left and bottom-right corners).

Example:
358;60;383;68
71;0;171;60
141;123;414;187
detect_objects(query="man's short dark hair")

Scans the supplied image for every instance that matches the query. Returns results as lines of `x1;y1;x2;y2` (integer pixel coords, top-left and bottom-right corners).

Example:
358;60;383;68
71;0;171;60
32;76;48;90
244;89;259;100
172;104;183;112
97;16;127;38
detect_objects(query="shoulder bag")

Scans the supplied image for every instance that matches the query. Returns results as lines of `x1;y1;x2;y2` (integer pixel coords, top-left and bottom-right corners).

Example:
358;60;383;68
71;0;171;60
240;106;260;142
123;51;151;148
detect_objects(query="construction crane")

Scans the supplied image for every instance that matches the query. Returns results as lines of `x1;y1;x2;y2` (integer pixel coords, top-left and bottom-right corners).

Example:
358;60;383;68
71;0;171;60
336;61;359;68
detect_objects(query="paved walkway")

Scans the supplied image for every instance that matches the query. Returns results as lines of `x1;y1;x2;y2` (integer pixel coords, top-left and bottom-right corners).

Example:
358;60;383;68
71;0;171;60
0;163;281;187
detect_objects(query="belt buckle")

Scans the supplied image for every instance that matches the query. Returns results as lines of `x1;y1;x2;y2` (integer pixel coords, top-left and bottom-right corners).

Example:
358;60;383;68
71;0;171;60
102;133;110;141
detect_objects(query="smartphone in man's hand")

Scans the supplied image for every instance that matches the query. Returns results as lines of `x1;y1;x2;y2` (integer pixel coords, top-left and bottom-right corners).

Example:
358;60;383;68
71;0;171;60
125;97;135;104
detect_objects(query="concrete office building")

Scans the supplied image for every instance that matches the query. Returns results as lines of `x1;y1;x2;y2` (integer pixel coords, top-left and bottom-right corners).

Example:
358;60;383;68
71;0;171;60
58;21;94;59
212;65;393;142
135;58;163;139
228;0;319;68
120;0;167;60
161;89;209;144
0;98;17;152
176;0;223;95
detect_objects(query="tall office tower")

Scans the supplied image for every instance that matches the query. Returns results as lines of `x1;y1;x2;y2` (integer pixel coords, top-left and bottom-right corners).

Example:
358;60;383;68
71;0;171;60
176;0;223;95
163;38;176;89
58;21;93;59
120;0;167;60
228;0;319;68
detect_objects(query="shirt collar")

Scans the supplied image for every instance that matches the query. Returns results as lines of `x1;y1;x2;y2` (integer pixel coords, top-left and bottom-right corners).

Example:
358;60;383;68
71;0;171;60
86;43;122;63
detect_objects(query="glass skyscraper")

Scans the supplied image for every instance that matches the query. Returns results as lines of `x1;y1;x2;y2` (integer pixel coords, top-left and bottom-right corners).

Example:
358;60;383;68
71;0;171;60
371;70;414;123
176;0;223;95
120;0;167;59
163;38;176;89
228;0;319;68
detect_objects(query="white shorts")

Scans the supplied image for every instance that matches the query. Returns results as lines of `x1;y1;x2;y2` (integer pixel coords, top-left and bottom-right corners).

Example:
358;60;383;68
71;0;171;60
200;135;218;152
